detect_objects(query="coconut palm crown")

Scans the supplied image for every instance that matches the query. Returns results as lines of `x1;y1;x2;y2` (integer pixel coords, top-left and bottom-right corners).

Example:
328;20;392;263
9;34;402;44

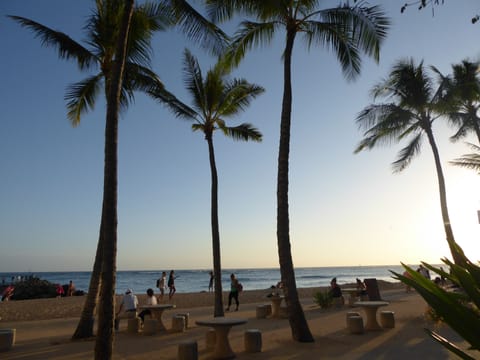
9;1;174;126
440;60;480;144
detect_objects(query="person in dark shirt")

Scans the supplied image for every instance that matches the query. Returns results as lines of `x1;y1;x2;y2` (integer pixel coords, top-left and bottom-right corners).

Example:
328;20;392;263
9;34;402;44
329;277;345;306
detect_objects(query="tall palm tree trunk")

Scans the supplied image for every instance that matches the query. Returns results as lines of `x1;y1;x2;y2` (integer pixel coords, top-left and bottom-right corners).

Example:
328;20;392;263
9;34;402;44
72;221;103;339
207;134;225;317
425;127;464;265
277;29;313;343
94;1;134;359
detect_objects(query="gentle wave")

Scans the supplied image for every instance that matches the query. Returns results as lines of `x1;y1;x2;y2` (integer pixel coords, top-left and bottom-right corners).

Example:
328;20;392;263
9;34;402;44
0;265;412;295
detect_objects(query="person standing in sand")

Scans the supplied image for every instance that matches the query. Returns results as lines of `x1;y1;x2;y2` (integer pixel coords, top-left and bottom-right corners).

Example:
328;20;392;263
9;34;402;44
157;271;167;301
67;280;75;296
208;271;214;292
225;273;240;311
168;270;176;299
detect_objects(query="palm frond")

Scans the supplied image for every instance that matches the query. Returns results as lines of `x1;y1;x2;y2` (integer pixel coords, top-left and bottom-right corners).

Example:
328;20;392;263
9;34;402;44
65;74;103;126
205;0;281;23
149;82;198;120
182;48;206;115
123;2;172;67
221;123;262;142
302;18;361;81
166;0;229;56
222;21;276;70
218;79;265;117
392;133;422;173
348;4;390;60
449;119;471;142
123;62;161;93
450;151;480;174
8;15;96;70
354;103;416;153
303;4;389;81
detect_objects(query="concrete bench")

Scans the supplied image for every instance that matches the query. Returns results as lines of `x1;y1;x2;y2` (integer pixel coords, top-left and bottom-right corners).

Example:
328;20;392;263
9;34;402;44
143;318;157;335
346;311;361;321
176;312;190;329
244;329;262;353
127;318;140;334
177;340;198;360
0;329;16;352
172;315;186;332
256;304;270;319
380;310;395;328
347;315;364;334
205;328;216;351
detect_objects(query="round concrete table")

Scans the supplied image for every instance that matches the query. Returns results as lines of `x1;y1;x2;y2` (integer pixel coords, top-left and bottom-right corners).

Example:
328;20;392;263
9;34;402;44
354;301;389;330
269;295;285;318
138;304;175;331
196;317;247;359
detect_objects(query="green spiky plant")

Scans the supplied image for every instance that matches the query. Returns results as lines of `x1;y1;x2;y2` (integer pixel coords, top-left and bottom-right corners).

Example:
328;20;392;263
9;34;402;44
392;242;480;359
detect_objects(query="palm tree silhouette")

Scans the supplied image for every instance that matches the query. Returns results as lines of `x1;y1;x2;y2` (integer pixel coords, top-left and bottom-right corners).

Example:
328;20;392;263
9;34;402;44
355;58;465;265
206;0;390;341
150;48;263;317
9;0;228;348
9;2;170;349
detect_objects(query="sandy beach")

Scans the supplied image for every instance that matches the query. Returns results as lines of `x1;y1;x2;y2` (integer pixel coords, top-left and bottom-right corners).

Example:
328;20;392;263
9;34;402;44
0;282;477;359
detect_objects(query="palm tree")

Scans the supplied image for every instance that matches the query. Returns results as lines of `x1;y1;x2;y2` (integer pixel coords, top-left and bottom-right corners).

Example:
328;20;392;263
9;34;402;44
94;1;134;357
9;1;172;341
441;60;480;144
149;48;264;317
9;0;228;343
355;58;465;265
9;0;169;342
205;0;390;342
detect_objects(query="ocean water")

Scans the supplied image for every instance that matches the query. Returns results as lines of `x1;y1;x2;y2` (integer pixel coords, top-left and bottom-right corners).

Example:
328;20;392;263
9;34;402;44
0;265;407;295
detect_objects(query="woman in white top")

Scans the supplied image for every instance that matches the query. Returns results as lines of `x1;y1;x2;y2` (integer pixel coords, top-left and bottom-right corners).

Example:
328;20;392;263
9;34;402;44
138;288;157;323
158;271;167;301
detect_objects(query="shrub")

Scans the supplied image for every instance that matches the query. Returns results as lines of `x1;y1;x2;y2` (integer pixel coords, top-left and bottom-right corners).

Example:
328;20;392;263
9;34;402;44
10;277;57;300
313;290;333;308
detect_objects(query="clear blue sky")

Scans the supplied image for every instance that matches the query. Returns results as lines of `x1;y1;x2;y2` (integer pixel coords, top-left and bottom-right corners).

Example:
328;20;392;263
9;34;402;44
1;1;479;272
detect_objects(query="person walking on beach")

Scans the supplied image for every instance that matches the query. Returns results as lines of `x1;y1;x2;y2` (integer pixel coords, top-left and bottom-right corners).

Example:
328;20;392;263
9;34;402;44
168;270;176;299
208;271;214;292
226;273;240;311
157;271;167;301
